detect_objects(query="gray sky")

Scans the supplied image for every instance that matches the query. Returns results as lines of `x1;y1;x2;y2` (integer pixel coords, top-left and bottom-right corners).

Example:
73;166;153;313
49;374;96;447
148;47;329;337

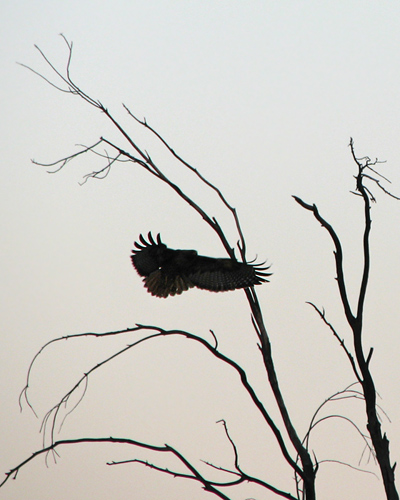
2;1;400;499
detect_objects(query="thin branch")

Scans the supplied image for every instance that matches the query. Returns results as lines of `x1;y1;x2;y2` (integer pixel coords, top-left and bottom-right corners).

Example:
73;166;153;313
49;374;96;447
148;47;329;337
209;330;218;350
79;153;122;184
32;139;104;173
308;414;374;458
365;163;390;183
362;174;400;201
302;383;372;456
109;458;198;480
112;458;247;492
306;302;362;382
317;459;379;478
204;419;300;500
216;420;241;473
17;61;71;94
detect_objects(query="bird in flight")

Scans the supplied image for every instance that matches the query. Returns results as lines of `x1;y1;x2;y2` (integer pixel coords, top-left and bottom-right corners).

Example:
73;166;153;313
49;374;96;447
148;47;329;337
131;232;271;298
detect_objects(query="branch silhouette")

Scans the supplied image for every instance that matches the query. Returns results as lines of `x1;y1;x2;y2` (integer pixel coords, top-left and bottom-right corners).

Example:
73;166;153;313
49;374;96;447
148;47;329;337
9;36;399;500
294;139;399;500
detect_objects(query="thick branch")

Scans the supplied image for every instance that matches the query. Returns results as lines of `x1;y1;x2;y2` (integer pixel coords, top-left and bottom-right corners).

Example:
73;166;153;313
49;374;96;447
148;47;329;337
244;288;316;500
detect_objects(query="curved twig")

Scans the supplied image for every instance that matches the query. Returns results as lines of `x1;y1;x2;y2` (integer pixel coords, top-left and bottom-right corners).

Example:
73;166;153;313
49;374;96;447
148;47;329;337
19;326;141;415
316;459;379;478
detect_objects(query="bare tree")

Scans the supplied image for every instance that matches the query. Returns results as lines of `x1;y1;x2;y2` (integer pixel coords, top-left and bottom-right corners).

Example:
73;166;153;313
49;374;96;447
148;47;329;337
2;36;398;500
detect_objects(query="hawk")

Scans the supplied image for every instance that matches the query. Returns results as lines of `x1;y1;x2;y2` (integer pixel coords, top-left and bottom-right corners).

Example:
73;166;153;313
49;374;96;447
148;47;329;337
131;232;271;298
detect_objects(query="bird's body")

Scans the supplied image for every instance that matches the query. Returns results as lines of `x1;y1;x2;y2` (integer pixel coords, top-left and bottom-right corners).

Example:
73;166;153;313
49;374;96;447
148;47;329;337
131;233;271;298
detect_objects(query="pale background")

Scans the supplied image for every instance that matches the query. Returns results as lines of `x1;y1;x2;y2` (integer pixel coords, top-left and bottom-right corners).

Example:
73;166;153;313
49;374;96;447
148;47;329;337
1;1;400;499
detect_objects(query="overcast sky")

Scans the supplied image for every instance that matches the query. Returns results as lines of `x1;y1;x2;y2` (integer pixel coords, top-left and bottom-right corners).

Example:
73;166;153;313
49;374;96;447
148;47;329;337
2;1;400;499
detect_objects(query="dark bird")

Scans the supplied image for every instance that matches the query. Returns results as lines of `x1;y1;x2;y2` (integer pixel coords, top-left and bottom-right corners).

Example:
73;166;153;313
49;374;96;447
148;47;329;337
131;232;271;298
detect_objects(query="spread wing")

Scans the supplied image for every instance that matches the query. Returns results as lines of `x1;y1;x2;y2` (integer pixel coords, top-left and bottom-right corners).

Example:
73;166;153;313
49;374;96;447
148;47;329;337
187;255;271;292
131;233;271;298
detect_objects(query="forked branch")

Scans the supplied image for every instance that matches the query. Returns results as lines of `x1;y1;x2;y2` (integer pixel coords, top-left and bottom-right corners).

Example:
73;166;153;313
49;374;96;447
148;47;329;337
18;324;302;480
